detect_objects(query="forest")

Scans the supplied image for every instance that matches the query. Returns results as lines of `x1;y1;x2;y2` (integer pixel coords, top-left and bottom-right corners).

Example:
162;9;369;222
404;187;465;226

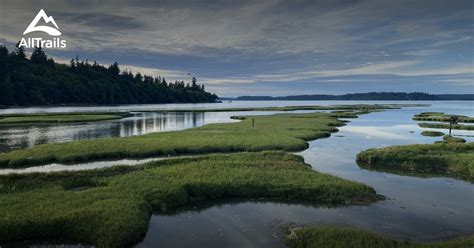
0;46;218;106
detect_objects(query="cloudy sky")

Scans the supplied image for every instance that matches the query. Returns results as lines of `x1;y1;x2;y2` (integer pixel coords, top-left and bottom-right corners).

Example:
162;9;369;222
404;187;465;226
1;0;472;96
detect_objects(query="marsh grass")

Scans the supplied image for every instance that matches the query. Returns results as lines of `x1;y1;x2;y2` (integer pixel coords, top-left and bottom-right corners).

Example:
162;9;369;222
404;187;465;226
413;112;474;123
0;112;130;124
356;143;474;182
418;122;474;131
285;226;474;248
0;112;351;168
0;151;379;247
420;131;444;137
441;135;466;143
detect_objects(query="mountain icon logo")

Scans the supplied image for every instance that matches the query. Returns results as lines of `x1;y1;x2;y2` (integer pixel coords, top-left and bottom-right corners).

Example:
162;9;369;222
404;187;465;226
23;9;61;36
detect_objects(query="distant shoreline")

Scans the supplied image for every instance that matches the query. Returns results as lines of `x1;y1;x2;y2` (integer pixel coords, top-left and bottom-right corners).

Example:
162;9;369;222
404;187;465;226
220;92;474;101
221;99;474;101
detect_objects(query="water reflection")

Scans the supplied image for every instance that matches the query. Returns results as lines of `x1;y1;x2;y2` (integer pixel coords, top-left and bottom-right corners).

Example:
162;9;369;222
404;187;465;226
0;112;213;152
0;157;173;175
0;110;319;153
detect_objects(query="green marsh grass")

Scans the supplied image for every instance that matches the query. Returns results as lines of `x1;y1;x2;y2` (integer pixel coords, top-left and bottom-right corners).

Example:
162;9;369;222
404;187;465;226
285;226;474;248
356;143;474;181
0;151;379;247
418;122;474;131
442;135;466;143
420;131;444;137
413;112;474;123
0;112;130;124
0;112;350;168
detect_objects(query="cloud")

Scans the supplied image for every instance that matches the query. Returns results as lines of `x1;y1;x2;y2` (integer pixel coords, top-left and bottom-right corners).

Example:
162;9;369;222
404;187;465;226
316;61;419;77
52;12;146;30
1;0;472;96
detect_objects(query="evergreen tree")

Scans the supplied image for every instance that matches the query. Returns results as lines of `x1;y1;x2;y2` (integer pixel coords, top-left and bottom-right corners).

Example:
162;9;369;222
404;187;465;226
30;47;48;64
108;62;120;75
0;47;218;106
13;42;26;60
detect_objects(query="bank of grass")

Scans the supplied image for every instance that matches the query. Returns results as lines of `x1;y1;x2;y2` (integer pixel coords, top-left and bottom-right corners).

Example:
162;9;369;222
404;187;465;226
285;226;474;248
0;112;354;168
413;112;474;123
0;112;130;124
418;122;474;131
441;135;466;143
420;131;444;137
0;151;380;247
356;143;474;181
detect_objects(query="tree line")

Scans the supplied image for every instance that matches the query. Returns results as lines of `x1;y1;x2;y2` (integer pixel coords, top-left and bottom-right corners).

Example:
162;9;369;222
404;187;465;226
0;45;218;106
233;92;466;101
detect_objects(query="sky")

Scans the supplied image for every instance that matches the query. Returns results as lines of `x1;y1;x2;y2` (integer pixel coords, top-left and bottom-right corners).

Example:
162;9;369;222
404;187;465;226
0;0;473;97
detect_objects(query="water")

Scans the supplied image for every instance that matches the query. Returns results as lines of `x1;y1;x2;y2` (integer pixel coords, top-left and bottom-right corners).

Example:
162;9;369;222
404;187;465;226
1;100;468;152
136;102;474;247
0;109;321;153
0;101;473;247
0;112;226;152
0;100;439;114
0;109;321;174
0;157;175;175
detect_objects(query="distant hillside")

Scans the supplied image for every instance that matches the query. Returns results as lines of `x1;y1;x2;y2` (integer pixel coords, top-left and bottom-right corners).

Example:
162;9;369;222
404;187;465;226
434;94;474;100
0;46;218;107
228;92;474;101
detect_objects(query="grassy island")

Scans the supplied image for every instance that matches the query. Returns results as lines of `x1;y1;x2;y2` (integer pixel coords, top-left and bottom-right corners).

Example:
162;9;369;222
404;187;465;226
0;111;358;168
0;112;129;124
418;122;474;131
356;143;474;181
439;135;466;143
285;226;474;248
420;131;444;137
414;112;474;131
413;112;474;123
0;152;380;247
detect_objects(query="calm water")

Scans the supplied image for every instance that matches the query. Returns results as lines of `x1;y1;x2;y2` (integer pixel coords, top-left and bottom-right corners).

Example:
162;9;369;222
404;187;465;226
0;112;228;152
0;108;321;153
136;102;474;248
0;101;473;247
1;100;471;152
0;100;437;114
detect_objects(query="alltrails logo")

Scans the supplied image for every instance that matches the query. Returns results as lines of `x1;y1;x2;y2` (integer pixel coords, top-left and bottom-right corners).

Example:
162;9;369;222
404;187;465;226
19;9;67;48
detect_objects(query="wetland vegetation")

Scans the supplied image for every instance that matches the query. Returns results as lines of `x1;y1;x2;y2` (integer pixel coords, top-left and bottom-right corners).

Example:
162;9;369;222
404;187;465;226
285;226;474;248
0;151;379;247
357;143;474;182
414;112;474;131
0;106;389;246
1;104;473;247
0;111;363;168
0;112;130;124
440;135;466;143
413;112;474;123
420;131;444;137
418;122;474;131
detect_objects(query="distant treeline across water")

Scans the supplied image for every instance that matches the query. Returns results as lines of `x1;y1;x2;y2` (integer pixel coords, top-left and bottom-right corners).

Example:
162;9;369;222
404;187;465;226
226;92;474;101
0;46;218;107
